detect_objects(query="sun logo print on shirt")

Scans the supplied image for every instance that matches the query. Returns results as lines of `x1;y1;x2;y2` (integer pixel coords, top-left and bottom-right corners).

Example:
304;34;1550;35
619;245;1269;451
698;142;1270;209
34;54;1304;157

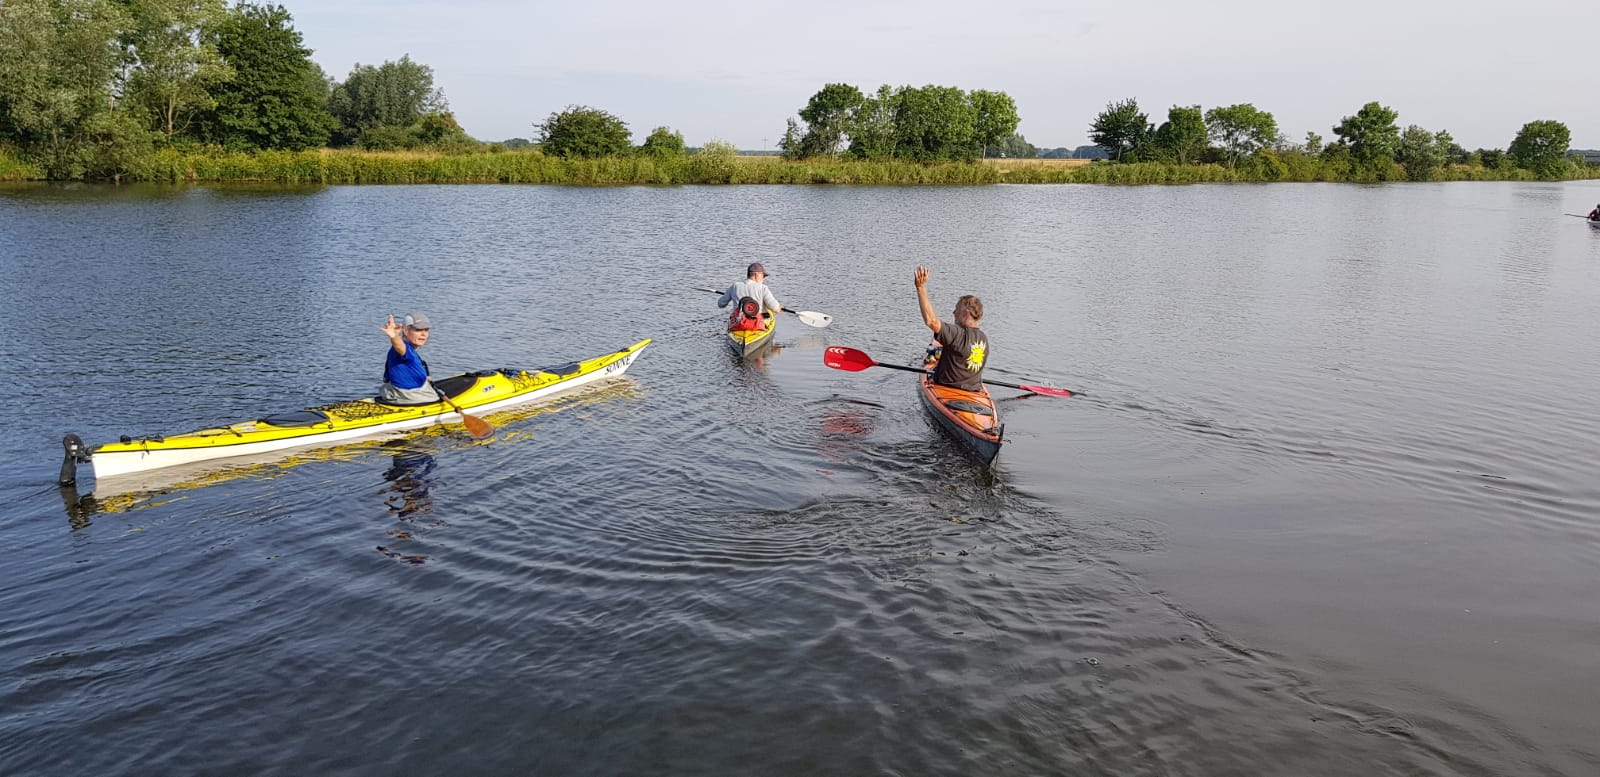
966;341;987;371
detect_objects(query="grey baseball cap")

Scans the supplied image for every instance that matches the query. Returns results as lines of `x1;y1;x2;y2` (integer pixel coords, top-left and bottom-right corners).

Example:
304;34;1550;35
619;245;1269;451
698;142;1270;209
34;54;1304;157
403;312;432;330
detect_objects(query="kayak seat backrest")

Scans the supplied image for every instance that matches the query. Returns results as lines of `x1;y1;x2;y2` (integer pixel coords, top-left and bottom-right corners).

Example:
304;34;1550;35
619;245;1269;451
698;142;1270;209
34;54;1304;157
431;374;480;399
260;409;331;428
539;361;581;376
944;399;994;416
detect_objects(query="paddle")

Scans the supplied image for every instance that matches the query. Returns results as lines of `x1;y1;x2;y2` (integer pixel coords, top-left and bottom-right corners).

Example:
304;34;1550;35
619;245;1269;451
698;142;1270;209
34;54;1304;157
695;287;832;327
430;381;494;439
823;346;1077;397
1564;213;1598;220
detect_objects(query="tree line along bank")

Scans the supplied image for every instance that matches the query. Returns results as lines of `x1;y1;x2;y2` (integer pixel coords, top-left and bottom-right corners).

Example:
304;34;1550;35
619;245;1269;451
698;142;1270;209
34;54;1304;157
1;1;1594;184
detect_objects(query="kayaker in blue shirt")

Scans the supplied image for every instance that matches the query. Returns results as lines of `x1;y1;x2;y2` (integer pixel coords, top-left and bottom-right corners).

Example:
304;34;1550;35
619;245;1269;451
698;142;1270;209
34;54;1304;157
380;312;437;405
916;265;989;392
718;262;782;331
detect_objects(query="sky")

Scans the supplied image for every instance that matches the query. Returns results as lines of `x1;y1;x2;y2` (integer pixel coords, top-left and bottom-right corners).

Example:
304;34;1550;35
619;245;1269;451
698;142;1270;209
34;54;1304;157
292;0;1598;151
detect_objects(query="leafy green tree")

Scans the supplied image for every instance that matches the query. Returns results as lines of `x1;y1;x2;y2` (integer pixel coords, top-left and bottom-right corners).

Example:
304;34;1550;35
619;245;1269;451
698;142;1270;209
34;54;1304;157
1395;124;1447;181
986;133;1037;158
1333;102;1400;167
796;83;864;156
890;84;978;162
0;0;150;177
1475;148;1508;169
845;85;896;160
327;55;445;146
1152;105;1207;164
1089;98;1151;162
639;125;685;157
536;105;630;158
1303;131;1323;155
197;3;332;150
970;89;1019;158
1204;103;1276;168
1508;119;1571;178
120;0;232;141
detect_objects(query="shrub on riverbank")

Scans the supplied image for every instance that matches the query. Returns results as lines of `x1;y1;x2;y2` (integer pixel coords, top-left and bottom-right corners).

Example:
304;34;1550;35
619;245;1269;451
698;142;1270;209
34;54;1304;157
0;147;43;181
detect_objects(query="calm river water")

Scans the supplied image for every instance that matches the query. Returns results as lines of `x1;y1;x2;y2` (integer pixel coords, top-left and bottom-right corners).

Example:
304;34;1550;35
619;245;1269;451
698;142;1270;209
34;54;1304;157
1;181;1598;776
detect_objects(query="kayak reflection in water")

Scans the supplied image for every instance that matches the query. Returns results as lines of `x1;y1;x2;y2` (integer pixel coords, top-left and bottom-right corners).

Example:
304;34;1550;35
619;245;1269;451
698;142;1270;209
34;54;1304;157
377;448;437;564
379;311;435;405
382;448;437;520
914;265;989;390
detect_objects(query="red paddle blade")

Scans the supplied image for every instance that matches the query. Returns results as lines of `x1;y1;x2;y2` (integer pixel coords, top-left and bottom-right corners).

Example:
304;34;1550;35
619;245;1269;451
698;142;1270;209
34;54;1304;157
1018;384;1075;398
824;346;876;372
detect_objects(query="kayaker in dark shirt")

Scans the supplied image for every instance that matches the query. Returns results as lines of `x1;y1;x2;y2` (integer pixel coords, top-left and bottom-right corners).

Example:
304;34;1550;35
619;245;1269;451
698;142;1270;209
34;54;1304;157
915;265;989;392
380;312;436;405
1589;204;1600;221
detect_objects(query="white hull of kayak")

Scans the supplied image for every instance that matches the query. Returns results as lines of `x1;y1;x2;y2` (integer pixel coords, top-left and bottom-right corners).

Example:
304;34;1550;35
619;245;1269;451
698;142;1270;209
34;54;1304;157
1590;219;1600;230
88;346;645;481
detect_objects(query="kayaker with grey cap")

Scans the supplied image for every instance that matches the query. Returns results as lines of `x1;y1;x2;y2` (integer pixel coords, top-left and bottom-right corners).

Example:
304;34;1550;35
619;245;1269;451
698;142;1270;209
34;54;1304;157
380;312;437;405
718;262;782;331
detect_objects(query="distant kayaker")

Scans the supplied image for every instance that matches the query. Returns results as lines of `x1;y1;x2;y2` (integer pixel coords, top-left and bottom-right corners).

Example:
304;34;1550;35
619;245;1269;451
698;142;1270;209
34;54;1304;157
380;312;436;404
915;265;988;392
1589;204;1600;221
718;262;782;331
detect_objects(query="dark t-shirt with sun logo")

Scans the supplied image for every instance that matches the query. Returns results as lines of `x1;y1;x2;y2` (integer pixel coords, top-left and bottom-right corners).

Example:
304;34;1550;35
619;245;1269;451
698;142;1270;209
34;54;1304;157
932;321;989;392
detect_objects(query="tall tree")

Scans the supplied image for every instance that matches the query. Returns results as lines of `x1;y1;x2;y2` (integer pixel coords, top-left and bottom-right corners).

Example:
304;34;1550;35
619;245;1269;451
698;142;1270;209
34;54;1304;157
845;84;896;160
1333;101;1400;167
890;84;978;162
970;89;1019;159
0;0;146;177
1204;103;1276;168
1152;105;1207;164
1507;119;1571;178
327;55;445;145
1395;124;1447;181
536;105;630;158
120;0;232;141
1088;98;1151;162
796;83;864;157
197;3;332;150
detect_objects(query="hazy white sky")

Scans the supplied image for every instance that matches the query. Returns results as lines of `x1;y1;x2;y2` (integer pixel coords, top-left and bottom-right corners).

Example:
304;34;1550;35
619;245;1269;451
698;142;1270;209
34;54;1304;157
293;0;1597;151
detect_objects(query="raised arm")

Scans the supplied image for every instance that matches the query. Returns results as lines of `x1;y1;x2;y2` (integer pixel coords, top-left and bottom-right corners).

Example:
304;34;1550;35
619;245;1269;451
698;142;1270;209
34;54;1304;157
914;265;940;334
382;314;407;356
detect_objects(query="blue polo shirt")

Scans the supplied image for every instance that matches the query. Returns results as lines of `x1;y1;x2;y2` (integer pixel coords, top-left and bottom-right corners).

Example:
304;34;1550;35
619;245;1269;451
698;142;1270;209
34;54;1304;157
384;342;429;389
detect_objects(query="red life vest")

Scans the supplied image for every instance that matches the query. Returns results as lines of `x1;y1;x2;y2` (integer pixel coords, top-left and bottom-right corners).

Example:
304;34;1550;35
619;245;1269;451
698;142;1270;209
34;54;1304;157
728;296;766;331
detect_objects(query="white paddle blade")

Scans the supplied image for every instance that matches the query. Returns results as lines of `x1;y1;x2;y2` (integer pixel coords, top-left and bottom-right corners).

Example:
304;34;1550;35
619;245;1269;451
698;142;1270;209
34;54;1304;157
794;310;832;328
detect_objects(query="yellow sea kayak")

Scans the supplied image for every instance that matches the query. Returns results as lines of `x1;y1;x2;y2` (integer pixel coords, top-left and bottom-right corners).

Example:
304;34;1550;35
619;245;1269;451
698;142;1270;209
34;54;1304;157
61;339;650;484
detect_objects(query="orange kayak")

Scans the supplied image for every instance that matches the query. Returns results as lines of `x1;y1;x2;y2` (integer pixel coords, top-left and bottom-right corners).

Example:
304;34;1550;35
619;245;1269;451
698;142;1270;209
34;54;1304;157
917;371;1003;464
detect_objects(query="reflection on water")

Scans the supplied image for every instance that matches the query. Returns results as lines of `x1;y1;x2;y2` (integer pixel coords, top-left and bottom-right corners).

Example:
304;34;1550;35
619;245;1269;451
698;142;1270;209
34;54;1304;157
376;445;438;565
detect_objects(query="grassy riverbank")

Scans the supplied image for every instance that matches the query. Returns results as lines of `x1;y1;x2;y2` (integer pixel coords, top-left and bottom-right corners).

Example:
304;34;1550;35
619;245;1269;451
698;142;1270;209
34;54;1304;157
3;147;1597;185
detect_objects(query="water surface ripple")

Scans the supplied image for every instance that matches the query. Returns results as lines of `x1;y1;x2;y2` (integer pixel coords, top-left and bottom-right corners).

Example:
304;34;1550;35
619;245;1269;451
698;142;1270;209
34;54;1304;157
2;182;1598;776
